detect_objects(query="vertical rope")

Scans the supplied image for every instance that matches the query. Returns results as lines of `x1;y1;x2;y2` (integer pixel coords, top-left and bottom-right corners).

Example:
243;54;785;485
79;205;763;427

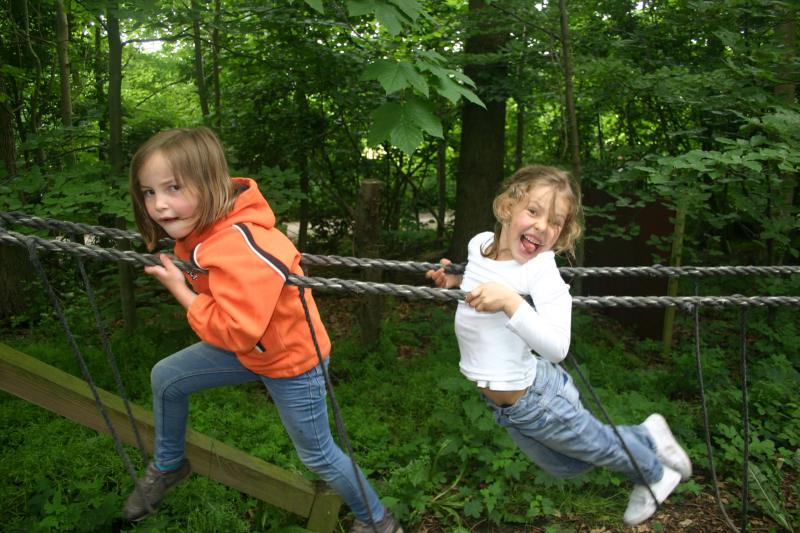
25;240;145;497
739;308;750;532
692;280;739;532
567;354;659;506
76;255;148;463
297;287;379;533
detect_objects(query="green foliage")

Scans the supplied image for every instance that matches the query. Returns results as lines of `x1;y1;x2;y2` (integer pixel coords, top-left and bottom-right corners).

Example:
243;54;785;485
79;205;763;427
2;284;799;530
361;52;481;153
1;0;799;530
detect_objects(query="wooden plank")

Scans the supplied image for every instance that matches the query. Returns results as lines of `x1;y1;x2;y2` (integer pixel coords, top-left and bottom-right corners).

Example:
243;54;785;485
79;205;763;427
306;480;345;532
0;342;342;528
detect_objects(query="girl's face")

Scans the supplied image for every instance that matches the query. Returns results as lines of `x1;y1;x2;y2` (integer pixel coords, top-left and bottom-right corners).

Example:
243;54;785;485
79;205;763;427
496;184;569;263
137;151;200;240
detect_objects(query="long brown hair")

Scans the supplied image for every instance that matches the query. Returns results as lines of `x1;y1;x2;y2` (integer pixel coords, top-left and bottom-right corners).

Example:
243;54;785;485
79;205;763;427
482;165;583;259
130;127;236;250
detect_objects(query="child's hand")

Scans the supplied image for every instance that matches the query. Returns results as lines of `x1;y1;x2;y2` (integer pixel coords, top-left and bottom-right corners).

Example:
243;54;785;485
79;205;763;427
466;282;523;317
144;254;197;309
144;254;185;289
426;258;462;289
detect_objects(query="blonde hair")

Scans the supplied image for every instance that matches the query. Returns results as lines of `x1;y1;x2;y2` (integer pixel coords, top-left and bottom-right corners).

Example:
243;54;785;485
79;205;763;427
483;165;583;259
130;127;236;250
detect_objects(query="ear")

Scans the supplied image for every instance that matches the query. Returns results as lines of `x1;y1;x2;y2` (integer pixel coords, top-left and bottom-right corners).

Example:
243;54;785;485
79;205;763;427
496;197;513;223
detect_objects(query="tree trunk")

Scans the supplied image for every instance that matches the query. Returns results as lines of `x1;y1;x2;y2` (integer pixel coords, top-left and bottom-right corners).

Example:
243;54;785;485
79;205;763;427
95;24;106;161
211;0;222;130
451;0;509;261
295;87;310;251
771;7;796;266
514;101;524;170
436;128;448;244
662;199;687;356
107;4;136;333
14;0;45;166
0;71;25;322
0;72;17;178
107;7;122;171
558;0;584;293
55;0;72;129
191;0;210;120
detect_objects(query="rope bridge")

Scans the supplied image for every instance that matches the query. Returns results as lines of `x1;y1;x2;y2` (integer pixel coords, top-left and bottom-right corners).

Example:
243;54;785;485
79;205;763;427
2;211;799;310
2;211;799;533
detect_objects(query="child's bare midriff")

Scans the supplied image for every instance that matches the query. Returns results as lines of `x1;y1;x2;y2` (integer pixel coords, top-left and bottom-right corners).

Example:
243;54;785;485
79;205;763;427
480;387;526;407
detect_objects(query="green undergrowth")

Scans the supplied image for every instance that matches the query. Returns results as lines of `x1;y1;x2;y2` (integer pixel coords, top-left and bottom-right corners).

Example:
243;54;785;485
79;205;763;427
1;294;798;531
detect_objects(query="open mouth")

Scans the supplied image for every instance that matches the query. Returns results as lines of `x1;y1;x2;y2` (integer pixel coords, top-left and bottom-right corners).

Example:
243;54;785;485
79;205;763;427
520;234;541;254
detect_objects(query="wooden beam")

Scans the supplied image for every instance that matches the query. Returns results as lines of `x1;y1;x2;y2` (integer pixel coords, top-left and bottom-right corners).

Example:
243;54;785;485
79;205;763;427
0;342;341;531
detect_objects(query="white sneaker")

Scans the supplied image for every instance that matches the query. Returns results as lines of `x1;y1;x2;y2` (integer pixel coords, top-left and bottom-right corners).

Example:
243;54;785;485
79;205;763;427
623;466;681;526
643;413;692;481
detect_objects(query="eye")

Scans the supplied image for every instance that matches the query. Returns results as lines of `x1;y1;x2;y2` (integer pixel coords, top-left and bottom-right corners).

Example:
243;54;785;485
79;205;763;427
168;184;181;192
141;189;154;197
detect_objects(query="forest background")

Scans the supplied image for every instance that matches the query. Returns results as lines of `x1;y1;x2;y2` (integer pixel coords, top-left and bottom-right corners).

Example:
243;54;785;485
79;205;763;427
0;0;798;531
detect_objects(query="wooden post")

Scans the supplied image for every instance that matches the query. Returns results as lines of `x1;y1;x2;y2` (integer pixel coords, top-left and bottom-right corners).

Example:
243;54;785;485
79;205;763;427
0;343;342;531
354;180;383;346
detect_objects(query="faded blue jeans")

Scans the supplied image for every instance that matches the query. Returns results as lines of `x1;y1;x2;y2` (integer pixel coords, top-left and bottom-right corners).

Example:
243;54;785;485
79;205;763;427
485;358;663;484
150;341;385;522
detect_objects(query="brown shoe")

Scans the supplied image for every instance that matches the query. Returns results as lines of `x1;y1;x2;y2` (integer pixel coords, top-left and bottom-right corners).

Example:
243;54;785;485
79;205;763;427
349;509;404;533
121;460;192;522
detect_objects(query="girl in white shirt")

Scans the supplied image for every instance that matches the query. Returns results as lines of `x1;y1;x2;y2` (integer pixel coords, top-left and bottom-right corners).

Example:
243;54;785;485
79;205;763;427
427;165;690;526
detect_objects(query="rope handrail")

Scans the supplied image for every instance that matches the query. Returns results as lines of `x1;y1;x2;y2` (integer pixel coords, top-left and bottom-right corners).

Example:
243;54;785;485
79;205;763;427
4;214;789;533
4;228;799;310
3;211;799;278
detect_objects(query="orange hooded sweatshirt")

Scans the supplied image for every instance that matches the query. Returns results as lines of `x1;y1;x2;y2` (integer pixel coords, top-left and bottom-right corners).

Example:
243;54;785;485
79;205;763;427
173;177;330;378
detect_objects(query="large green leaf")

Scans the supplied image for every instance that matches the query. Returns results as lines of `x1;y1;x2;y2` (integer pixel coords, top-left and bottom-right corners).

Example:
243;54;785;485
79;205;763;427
367;102;402;146
304;0;324;14
367;98;441;154
404;96;442;138
389;0;422;22
362;60;428;96
390;117;424;155
346;0;374;17
361;60;409;94
374;2;405;35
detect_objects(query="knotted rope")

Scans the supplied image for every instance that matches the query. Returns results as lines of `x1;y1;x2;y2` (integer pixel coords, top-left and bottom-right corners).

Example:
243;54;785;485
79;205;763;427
3;211;799;278
5;211;798;532
2;228;798;310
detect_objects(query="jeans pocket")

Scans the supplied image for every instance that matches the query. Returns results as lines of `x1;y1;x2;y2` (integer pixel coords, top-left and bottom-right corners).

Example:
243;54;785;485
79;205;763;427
504;390;548;429
559;380;581;409
557;372;581;410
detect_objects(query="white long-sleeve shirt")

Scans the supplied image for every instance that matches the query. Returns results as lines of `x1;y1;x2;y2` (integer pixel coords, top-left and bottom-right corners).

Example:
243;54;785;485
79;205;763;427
455;232;572;390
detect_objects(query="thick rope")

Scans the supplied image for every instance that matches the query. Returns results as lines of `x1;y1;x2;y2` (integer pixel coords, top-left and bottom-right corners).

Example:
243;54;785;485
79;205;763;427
76;254;149;463
3;211;799;278
8;213;794;531
693;281;739;532
24;239;153;515
3;229;798;309
298;287;379;533
739;309;750;533
567;354;660;507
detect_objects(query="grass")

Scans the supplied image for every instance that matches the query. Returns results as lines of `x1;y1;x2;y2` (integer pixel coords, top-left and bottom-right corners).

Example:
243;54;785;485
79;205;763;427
1;285;798;531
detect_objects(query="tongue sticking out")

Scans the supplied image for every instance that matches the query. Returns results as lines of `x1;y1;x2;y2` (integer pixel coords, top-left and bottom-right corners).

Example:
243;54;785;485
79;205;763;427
521;235;539;254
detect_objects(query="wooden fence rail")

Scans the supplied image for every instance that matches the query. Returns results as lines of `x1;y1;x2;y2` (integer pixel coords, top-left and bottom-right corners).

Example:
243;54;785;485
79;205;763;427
0;342;342;532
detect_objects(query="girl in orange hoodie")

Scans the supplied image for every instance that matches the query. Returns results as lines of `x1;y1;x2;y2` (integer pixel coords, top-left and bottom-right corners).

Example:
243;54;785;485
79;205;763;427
124;127;402;533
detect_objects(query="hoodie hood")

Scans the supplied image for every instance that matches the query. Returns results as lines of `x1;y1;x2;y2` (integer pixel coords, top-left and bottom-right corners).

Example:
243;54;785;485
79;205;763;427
176;177;275;254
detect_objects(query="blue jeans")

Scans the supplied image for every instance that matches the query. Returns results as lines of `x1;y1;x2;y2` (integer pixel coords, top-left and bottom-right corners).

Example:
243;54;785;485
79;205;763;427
150;341;385;522
485;359;663;484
